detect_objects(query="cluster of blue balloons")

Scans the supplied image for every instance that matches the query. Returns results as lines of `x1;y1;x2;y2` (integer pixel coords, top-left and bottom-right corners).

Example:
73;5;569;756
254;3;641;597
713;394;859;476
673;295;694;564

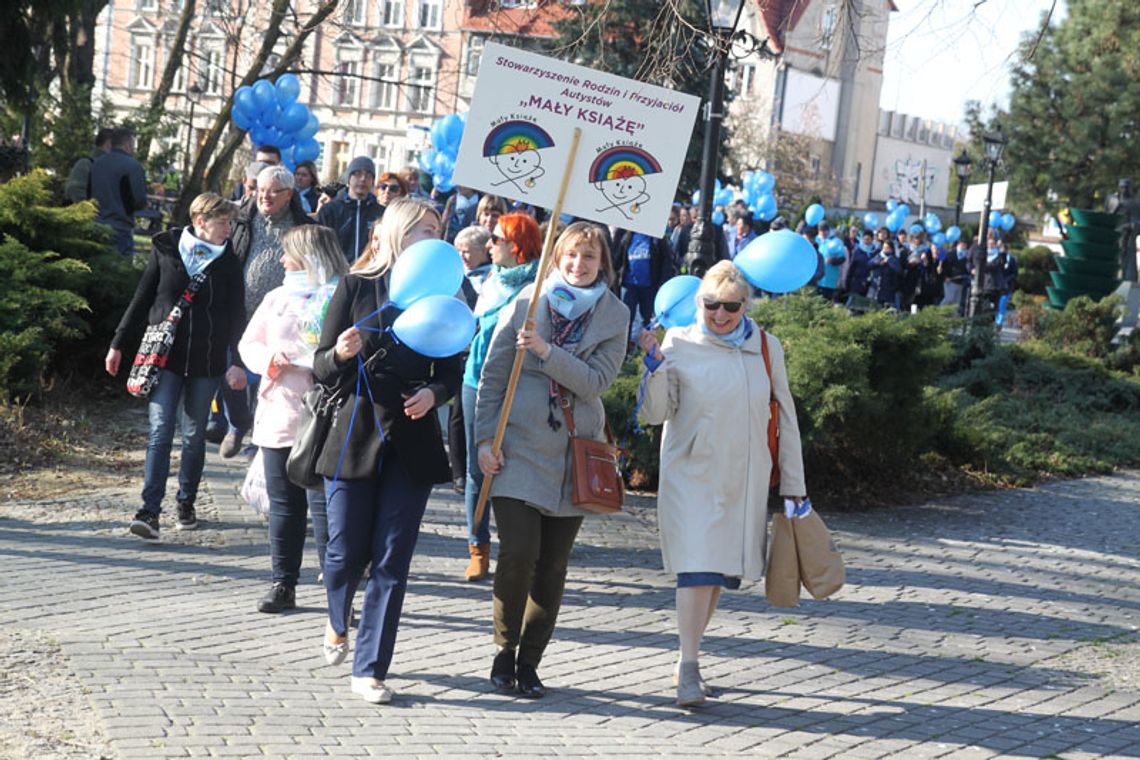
695;170;779;225
988;210;1016;233
883;199;911;233
231;75;321;168
417;114;466;193
388;240;475;357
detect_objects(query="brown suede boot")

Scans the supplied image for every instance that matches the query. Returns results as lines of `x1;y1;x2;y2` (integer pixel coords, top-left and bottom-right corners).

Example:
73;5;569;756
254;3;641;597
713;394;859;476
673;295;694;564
464;543;491;582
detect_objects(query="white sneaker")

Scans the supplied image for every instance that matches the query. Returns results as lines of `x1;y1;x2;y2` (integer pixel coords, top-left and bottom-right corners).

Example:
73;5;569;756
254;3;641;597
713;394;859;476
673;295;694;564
351;676;394;704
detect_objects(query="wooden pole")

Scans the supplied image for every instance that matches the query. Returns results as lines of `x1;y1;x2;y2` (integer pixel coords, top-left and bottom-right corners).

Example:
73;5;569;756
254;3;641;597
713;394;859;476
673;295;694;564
472;127;583;529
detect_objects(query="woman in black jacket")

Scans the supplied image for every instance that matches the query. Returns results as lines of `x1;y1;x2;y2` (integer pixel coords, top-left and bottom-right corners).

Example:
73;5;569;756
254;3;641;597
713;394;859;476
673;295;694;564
313;197;463;705
104;193;246;540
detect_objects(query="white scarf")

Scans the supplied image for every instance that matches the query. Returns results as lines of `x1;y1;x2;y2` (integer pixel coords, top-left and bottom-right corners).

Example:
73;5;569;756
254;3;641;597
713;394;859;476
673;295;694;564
178;228;226;278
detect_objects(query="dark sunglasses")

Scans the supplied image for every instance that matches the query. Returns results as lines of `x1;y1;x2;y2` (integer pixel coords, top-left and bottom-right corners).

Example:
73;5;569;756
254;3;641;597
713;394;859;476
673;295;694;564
377;184;402;192
702;298;744;313
490;232;504;244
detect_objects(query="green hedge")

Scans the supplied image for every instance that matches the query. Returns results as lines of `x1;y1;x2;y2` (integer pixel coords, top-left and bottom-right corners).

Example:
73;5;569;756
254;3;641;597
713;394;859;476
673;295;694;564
604;291;1140;507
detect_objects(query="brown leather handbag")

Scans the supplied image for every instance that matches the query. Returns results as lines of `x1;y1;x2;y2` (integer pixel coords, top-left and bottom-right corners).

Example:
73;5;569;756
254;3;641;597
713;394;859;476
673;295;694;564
760;330;780;487
559;387;624;514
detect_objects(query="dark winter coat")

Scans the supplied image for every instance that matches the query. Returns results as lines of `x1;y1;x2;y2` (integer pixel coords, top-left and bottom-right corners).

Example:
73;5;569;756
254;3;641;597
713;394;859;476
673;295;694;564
312;273;463;485
90;148;147;234
316;193;384;264
110;228;246;378
229;194;315;268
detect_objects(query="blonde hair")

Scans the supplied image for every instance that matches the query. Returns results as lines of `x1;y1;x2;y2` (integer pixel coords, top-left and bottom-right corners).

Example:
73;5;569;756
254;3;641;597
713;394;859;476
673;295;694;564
476;194;508;218
552;221;616;288
698;260;751;303
189;192;236;223
351;197;441;277
281;225;348;286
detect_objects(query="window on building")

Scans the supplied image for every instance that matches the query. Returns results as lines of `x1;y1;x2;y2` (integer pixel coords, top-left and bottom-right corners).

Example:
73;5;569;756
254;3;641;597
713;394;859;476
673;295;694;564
735;63;756;96
335;59;359;107
343;0;366;25
139;0;158;11
499;0;537;7
465;36;484;78
129;38;154;89
381;0;404;27
417;0;441;29
331;140;351;181
810;155;821;178
370;60;397;110
201;47;223;95
406;65;434;113
820;4;838;50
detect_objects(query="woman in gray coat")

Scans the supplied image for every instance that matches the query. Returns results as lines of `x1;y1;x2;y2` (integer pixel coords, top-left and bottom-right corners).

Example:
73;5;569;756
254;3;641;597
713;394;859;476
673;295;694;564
475;221;629;698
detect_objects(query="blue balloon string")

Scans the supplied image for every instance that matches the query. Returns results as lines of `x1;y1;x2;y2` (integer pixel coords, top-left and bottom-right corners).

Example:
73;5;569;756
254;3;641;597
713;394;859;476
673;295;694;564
329;353;387;491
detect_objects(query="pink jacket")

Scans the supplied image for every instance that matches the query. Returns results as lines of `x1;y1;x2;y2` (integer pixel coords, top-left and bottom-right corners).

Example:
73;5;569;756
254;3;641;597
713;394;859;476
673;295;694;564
238;287;316;449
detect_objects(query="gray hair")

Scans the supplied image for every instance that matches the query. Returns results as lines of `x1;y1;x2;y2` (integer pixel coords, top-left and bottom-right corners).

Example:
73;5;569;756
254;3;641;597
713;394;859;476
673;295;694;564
454;224;491;251
257;164;295;191
245;161;269;181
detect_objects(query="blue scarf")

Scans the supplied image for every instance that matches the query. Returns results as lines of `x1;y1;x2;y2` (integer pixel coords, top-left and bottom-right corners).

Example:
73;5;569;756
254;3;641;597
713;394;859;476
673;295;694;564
701;315;753;348
858;242;877;254
544;268;608;320
178;228;226;278
474;260;538;318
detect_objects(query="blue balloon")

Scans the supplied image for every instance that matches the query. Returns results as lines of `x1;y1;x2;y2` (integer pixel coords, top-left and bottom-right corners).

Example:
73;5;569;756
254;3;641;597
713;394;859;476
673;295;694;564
297;113;320;141
232;108;253;131
442;113;464;151
754;171;775;193
389;239;465;309
275;73;301;107
897;203;910;218
1001;212;1016;232
250;125;272;147
712;210;726;226
988;210;1002;230
433;174;454;193
294;137;321;163
392;295;476;358
252;79;277;115
932;232;947;247
715;187;735;207
735;230;818;293
863;212;879;230
886;199;898;212
430;118;449;152
945;225;962;243
908;223;924;236
753;193;777;221
277;102;309;133
885;209;905;233
826;237;846;256
691;189;700;205
804;203;825;226
924;213;942;233
653;275;701;329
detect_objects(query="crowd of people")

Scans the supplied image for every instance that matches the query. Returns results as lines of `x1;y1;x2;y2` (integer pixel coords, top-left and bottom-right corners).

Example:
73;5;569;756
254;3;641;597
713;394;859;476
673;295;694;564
98;135;814;708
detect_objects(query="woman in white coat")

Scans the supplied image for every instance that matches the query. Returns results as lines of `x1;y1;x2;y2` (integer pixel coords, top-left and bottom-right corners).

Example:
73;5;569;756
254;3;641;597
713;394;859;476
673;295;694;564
638;260;807;707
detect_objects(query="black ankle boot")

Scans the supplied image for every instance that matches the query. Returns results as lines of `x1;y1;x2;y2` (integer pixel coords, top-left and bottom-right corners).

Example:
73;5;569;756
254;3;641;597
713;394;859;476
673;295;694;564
490;648;516;692
515;663;545;699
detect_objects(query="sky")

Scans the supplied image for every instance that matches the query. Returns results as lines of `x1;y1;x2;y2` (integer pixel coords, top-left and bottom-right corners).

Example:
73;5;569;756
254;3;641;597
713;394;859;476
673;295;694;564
879;0;1066;131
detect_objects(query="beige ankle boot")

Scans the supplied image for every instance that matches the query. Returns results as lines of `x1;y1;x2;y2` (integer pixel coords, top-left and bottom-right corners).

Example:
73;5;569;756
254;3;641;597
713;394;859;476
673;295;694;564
464;543;491;581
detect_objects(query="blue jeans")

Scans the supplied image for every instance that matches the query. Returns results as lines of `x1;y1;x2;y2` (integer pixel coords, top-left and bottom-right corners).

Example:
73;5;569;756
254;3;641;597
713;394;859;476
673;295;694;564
324;450;431;679
142;370;221;514
261;447;328;586
622;284;656;337
462;383;490;545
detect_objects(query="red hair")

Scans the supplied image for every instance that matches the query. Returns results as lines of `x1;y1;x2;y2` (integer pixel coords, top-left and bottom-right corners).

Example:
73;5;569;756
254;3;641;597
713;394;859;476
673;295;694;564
498;212;542;264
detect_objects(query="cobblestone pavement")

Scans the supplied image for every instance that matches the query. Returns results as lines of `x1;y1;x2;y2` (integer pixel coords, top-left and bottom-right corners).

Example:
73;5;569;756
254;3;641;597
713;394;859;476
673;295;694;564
0;451;1138;759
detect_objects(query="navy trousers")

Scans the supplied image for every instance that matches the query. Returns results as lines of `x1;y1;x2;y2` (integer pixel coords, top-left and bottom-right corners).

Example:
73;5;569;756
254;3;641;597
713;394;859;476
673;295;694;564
323;450;431;680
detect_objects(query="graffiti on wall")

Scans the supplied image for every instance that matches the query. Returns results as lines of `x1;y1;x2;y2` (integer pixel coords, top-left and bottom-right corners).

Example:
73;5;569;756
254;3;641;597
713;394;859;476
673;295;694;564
887;157;938;206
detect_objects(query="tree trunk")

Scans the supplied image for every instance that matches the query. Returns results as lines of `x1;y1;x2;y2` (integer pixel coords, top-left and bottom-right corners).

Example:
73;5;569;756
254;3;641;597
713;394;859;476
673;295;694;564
136;0;197;164
173;0;342;224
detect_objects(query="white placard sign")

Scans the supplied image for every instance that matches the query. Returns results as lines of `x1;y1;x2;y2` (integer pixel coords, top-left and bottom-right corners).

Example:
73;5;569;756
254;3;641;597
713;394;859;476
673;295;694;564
962;181;1008;213
452;42;700;238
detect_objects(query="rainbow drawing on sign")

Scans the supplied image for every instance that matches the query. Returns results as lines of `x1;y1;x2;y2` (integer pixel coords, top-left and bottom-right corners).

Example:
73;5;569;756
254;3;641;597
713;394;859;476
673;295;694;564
483;120;555;194
588;146;663;183
590;146;661;219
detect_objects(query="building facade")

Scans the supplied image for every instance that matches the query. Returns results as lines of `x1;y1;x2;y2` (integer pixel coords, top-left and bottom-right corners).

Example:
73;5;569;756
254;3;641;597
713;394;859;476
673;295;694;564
92;0;571;185
729;0;897;209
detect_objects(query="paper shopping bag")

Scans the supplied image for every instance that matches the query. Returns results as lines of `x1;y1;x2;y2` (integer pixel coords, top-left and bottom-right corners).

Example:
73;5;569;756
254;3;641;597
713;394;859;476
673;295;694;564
765;514;801;607
792;510;845;600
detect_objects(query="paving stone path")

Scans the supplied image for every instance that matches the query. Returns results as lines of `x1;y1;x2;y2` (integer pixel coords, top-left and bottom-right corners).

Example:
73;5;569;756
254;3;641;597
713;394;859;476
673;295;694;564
0;452;1138;759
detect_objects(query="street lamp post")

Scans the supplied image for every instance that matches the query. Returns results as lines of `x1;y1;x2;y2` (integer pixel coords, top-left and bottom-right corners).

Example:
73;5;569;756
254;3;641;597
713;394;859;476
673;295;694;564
967;126;1007;320
953;148;973;227
182;83;203;183
685;0;746;278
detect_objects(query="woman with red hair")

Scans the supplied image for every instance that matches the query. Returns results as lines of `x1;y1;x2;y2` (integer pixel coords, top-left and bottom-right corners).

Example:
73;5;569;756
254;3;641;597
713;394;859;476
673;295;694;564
460;212;542;581
374;172;408;208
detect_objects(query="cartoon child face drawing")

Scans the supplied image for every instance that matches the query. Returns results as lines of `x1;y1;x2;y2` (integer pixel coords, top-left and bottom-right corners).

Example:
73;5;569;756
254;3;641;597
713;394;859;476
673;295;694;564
595;174;650;219
489;148;546;192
